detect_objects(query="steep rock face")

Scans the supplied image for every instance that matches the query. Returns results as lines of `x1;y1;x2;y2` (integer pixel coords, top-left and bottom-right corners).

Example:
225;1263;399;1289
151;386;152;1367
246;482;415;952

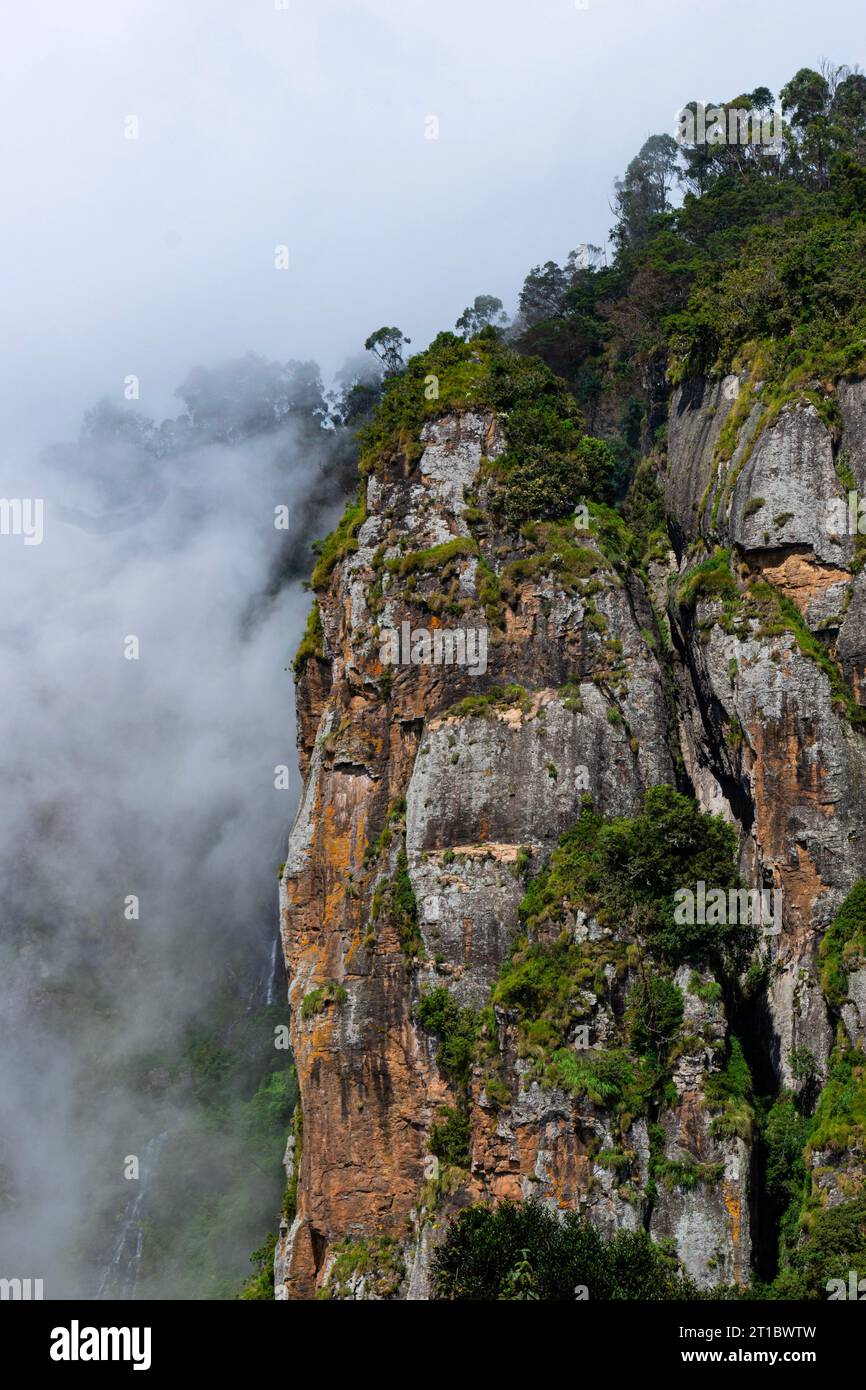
278;403;762;1298
279;357;866;1298
664;385;856;625
662;382;866;1102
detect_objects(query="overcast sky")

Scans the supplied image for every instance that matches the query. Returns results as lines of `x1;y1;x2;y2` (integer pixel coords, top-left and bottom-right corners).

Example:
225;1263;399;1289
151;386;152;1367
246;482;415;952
2;0;865;449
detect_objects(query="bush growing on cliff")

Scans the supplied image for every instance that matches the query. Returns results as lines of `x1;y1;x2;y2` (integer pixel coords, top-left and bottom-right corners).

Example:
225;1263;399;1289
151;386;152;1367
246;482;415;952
627;974;684;1060
819;880;866;1007
770;1193;866;1300
806;1033;866;1158
239;1233;277;1300
415;986;478;1091
518;786;746;968
433;1199;699;1300
677;548;738;609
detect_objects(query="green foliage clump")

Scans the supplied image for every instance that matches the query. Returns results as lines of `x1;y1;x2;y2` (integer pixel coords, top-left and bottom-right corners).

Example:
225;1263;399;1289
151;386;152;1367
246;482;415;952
546;1046;655;1129
807;1034;866;1157
416;987;479;1169
357;331;491;472
703;1037;755;1141
770;1194;866;1300
491;932;599;1046
442;683;532;720
371;848;423;960
518;787;745;968
356;330;615;530
300;980;348;1020
819;880;866;1007
310;487;366;589
282;1104;303;1226
498;434;615;529
627;975;684;1059
239;1233;277;1300
669;211;866;386
429;1106;472;1168
390;850;422;958
293;600;324;677
677;548;738;609
318;1235;404;1300
433;1199;699;1300
762;1089;812;1262
416;987;478;1091
385;535;478;578
481;347;610;526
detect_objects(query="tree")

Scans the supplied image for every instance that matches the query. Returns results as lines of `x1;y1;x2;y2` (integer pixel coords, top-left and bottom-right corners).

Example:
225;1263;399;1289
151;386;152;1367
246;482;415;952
454;294;509;339
612;134;678;251
780;67;831;132
364;326;410;377
517;259;569;328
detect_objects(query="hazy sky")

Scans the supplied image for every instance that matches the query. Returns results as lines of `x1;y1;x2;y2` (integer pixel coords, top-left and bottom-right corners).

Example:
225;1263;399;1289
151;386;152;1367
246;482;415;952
3;0;865;449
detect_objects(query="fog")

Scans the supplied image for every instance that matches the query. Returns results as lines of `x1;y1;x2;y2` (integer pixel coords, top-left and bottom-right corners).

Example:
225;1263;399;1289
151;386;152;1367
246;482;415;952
0;382;347;1295
1;0;864;1300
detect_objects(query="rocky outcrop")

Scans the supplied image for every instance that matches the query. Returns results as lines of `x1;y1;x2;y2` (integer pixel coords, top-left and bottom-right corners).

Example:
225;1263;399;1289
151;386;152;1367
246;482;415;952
277;366;866;1298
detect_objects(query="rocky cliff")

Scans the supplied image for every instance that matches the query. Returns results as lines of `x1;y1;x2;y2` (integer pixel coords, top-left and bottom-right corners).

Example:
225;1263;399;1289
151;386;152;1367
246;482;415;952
275;339;866;1299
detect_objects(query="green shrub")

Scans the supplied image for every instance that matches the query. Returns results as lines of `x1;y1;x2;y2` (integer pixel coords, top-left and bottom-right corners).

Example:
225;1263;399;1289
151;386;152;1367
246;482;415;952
429;1106;471;1168
819;881;866;1007
627;975;684;1059
677;548;738;609
310;488;366;588
433;1200;699;1300
293;600;323;677
300;981;348;1020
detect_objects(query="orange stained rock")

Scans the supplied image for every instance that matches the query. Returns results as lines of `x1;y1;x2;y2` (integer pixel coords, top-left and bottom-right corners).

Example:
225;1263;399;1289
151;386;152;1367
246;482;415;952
723;1181;745;1284
759;551;850;615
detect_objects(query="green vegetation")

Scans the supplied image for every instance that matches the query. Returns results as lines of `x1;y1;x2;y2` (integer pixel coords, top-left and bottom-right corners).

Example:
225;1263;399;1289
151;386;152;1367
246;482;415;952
293;600;323;677
385;535;478;578
807;1034;866;1157
627;975;684;1060
517;787;746;968
416;987;479;1168
379;849;422;960
703;1037;755;1141
318;1235;404;1300
310;487;366;589
433;1199;700;1300
282;1104;302;1226
677;548;738;609
819;880;866;1007
441;683;532;720
239;1233;277;1300
762;1089;812;1264
300;980;348;1020
416;987;479;1091
677;559;866;730
770;1194;866;1300
512;62;866;450
429;1106;472;1168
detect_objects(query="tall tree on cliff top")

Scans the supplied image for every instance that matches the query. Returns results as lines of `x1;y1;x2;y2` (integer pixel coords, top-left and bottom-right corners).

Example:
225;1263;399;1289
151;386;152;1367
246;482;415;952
612;133;678;252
